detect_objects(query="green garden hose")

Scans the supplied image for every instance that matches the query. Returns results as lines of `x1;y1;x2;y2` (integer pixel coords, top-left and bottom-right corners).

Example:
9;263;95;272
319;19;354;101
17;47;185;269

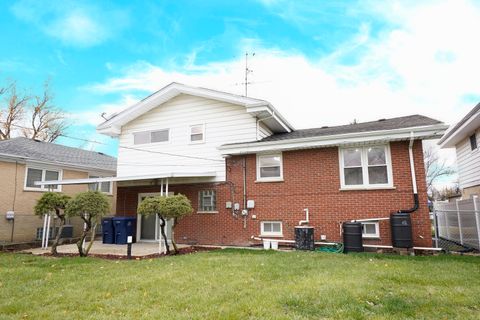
316;242;344;253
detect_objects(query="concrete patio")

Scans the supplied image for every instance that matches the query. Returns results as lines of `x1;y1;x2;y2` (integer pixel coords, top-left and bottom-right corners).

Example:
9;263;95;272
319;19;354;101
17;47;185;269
25;241;190;257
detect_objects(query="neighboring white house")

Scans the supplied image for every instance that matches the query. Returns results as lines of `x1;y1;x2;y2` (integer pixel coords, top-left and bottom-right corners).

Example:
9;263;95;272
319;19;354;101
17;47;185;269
439;103;480;198
97;82;294;183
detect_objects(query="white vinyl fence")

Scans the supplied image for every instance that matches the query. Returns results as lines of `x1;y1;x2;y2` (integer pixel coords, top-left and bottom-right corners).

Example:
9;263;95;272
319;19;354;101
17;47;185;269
433;196;480;250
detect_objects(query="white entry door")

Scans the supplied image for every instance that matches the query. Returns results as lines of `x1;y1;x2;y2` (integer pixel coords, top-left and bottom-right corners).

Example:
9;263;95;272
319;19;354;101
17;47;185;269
137;192;173;242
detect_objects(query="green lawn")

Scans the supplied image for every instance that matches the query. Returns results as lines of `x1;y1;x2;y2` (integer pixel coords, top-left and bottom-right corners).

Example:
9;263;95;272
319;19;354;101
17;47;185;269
1;250;479;319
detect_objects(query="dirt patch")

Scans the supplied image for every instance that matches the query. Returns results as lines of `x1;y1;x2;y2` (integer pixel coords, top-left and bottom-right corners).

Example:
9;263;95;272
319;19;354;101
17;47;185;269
37;246;220;260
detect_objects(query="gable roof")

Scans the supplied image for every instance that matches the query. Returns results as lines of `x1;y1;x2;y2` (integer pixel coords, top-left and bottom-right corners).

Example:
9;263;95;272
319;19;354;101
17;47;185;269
0;137;116;172
438;103;480;148
220;114;448;155
97;82;293;136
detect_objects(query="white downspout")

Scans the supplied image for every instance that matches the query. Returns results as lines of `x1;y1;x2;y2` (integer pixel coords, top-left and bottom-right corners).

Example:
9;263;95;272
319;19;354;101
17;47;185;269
299;208;309;225
409;131;418;195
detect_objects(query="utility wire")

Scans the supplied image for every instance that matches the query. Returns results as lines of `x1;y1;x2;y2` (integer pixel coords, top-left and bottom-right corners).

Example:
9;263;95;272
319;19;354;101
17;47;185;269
1;122;224;163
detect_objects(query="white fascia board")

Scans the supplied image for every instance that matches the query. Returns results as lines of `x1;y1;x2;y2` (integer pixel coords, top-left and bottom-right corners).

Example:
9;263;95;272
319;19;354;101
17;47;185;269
35;171;217;186
96;82;293;136
438;112;480;148
219;124;448;155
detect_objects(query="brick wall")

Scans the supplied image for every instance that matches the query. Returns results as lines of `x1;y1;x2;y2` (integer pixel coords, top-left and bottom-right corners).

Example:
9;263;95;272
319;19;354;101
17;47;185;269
0;162;117;243
116;140;432;247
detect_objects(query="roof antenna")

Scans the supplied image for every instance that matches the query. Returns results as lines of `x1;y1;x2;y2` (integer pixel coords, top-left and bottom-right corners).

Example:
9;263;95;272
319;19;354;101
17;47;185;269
244;52;255;97
101;112;109;121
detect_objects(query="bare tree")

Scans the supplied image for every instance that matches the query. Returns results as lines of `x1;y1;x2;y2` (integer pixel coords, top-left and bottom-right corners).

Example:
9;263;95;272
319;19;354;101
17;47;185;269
0;81;29;140
0;80;68;142
424;145;455;199
23;82;68;142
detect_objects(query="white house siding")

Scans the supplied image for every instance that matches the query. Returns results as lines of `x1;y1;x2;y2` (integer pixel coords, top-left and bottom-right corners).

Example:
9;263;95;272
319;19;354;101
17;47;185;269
257;121;273;140
117;94;259;182
456;128;480;189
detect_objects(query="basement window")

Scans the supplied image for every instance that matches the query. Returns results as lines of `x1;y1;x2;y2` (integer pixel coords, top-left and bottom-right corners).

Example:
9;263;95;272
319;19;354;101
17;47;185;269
470;133;477;151
261;221;283;237
361;222;380;238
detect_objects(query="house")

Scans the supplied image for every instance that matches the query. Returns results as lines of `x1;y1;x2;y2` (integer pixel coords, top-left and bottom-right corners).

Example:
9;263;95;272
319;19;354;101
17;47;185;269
438;103;480;198
42;83;448;247
0;137;117;243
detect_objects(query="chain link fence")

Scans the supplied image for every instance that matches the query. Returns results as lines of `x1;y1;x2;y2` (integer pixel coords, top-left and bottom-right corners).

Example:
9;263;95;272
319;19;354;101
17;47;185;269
433;196;480;251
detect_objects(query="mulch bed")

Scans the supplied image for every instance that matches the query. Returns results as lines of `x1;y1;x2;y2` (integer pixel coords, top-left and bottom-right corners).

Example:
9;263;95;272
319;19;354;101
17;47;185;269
38;246;220;260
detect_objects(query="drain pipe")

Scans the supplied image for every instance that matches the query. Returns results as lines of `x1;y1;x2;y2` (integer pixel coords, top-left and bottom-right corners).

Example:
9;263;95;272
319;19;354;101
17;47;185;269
299;208;309;225
398;132;419;213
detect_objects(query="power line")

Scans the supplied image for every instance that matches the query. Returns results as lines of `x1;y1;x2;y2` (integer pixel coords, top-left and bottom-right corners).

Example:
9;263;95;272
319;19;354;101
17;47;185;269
1;122;224;163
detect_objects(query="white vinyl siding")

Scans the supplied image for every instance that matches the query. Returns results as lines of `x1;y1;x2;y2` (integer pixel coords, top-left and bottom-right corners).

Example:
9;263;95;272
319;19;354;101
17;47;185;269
456;128;480;189
261;221;283;237
25;167;62;191
257;122;273;140
117;94;260;181
339;145;393;189
256;153;283;182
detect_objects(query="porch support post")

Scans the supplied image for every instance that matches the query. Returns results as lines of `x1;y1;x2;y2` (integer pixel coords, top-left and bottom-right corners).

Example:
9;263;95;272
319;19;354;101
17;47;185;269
160;179;164;196
166;178;169;196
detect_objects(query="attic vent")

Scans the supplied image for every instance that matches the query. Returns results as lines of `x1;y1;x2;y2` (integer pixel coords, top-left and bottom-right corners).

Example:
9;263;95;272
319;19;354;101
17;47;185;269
378;118;386;122
321;126;329;129
33;139;42;142
97;152;105;156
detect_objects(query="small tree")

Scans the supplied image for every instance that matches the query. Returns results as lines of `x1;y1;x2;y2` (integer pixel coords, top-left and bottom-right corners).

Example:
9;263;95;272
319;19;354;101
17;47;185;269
65;191;110;257
34;192;71;255
137;196;170;254
162;194;193;254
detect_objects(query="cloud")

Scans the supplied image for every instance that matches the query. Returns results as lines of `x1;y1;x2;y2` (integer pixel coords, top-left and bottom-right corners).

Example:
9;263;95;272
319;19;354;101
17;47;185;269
10;0;129;47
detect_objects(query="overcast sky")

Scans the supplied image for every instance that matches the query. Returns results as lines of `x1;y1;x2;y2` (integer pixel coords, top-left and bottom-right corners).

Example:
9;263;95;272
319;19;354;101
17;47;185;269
1;0;479;186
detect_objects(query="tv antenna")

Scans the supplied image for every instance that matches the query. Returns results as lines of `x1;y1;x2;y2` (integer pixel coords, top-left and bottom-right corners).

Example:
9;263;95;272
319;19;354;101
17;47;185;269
244;52;255;96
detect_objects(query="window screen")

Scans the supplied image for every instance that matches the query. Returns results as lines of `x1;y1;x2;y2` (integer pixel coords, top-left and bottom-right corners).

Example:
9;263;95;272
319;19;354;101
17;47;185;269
26;168;43;188
470;133;477;151
151;129;169;143
190;125;204;142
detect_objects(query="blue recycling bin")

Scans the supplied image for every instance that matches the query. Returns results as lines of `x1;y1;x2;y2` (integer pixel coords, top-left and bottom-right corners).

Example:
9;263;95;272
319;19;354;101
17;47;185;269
102;217;114;244
112;217;136;244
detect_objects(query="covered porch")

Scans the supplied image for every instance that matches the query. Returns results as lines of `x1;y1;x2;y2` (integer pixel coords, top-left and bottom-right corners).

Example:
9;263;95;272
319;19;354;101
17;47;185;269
36;171;217;245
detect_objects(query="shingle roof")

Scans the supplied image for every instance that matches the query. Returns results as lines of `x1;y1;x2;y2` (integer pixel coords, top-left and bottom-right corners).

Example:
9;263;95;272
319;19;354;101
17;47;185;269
438;102;480;144
0;137;116;172
257;114;442;143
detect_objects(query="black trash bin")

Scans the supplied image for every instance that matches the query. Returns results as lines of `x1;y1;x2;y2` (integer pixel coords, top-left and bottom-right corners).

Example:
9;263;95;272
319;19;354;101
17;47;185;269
343;222;364;253
295;226;315;250
102;217;114;244
113;217;136;245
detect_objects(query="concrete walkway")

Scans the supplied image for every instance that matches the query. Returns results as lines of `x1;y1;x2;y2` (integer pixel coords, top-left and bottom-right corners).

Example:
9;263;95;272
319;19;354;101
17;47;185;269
25;241;190;257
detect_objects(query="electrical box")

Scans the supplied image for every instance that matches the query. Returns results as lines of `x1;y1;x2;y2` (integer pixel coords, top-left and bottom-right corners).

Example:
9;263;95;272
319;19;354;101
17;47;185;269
226;201;232;209
320;234;327;240
241;209;248;216
247;200;255;209
234;203;240;211
6;211;14;220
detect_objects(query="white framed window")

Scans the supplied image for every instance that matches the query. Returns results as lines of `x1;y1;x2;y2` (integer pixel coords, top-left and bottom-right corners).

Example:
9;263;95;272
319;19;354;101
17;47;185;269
198;190;216;212
133;129;169;145
256;153;283;181
361;222;380;238
190;124;205;143
261;221;283;237
470;133;477;151
88;176;112;194
339;145;393;189
24;167;62;192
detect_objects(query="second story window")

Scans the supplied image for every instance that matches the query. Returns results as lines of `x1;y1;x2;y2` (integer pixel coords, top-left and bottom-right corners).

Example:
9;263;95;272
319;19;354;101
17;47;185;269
470;133;477;151
190;124;205;143
25;167;61;191
133;129;169;145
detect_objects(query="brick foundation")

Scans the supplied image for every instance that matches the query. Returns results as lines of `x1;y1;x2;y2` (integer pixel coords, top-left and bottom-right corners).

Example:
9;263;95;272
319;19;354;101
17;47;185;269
116;141;432;247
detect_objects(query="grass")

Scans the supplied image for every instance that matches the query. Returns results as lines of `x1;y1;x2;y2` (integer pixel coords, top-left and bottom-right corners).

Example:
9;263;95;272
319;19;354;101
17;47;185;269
0;250;479;319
